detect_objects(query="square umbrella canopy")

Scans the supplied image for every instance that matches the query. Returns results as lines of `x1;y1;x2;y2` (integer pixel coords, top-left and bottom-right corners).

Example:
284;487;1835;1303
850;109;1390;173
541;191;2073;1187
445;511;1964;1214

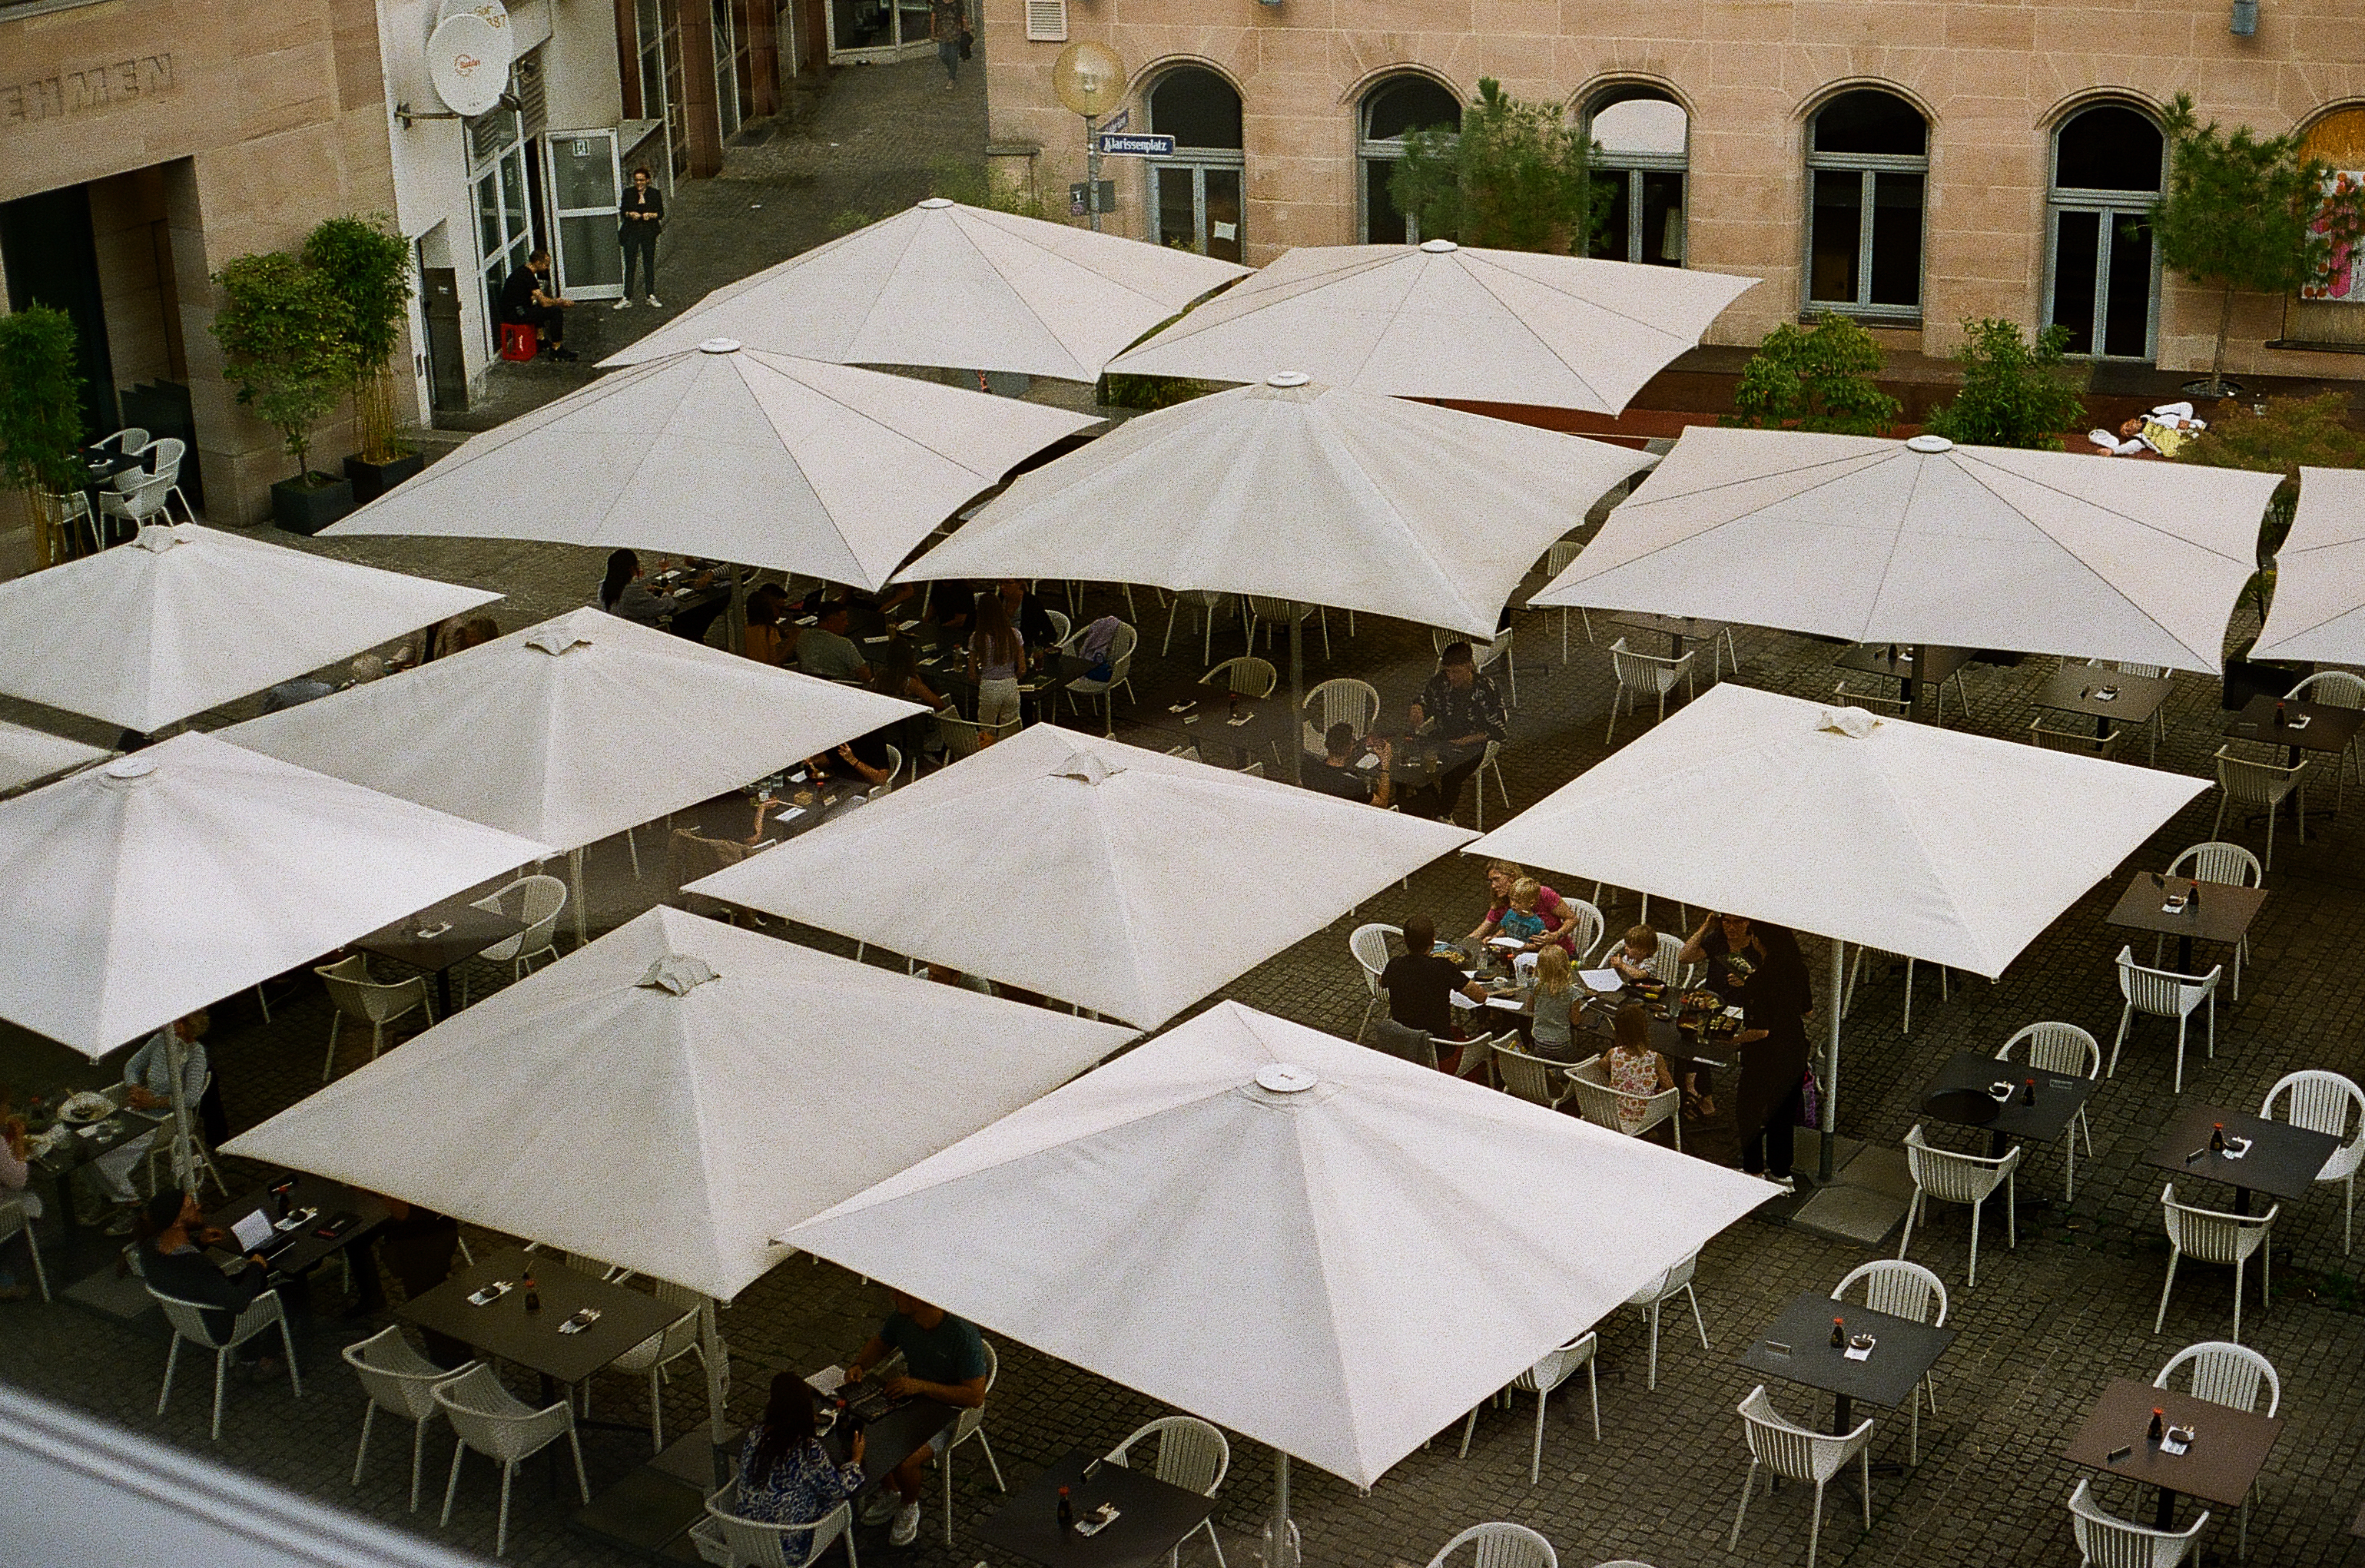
0;523;499;734
897;373;1654;641
1105;239;1760;415
1530;426;2284;673
0;721;104;794
781;1000;1773;1492
0;731;551;1059
602;197;1249;380
688;724;1477;1029
224;906;1134;1303
2250;467;2365;662
323;340;1100;592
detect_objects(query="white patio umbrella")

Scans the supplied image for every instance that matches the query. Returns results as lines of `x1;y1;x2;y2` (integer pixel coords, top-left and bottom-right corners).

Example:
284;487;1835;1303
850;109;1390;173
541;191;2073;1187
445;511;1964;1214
227;908;1133;1440
0;721;104;794
323;340;1099;592
2251;467;2365;662
1531;426;2284;676
781;1000;1770;1560
602;197;1249;380
1106;239;1759;414
688;724;1476;1028
0;522;497;734
223;607;920;942
1470;685;2207;1176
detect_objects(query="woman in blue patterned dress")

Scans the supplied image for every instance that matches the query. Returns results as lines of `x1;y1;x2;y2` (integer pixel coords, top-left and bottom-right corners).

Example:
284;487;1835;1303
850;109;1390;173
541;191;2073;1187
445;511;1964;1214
735;1373;867;1561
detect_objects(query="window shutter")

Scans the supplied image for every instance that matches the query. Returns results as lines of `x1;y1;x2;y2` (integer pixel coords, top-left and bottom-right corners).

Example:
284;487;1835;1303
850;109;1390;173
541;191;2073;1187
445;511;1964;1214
1024;0;1067;42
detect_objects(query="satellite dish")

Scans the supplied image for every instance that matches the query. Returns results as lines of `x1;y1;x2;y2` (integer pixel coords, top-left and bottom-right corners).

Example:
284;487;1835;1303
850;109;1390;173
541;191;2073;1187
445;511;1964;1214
426;11;512;117
434;0;509;29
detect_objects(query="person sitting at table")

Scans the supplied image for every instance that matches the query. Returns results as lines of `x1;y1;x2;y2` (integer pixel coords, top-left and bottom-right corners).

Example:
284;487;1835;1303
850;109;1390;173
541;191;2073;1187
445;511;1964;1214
137;1188;282;1365
868;638;947;753
745;587;794;668
735;1371;866;1556
599;549;670;627
1381;917;1488;1071
1463;860;1579;954
0;1088;37;1301
1607;923;1661;987
1496;879;1551;946
87;1011;209;1234
1305;724;1392;806
842;1289;989;1547
967;595;1027;728
924;580;979;635
1527;946;1582;1062
798;602;873;685
1405;641;1506;822
1605;1002;1677;1132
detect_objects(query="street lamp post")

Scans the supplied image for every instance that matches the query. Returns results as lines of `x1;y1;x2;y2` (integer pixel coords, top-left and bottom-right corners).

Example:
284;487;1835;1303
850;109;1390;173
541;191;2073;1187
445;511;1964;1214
1051;41;1126;231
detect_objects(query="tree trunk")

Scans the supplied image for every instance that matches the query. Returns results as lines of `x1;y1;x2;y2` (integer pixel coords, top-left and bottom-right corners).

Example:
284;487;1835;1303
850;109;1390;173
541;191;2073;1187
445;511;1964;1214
2211;280;2237;390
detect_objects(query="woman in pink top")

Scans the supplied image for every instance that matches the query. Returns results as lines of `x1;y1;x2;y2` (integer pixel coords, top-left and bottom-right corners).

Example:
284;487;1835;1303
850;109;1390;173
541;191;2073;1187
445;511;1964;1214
1463;859;1581;954
0;1091;38;1300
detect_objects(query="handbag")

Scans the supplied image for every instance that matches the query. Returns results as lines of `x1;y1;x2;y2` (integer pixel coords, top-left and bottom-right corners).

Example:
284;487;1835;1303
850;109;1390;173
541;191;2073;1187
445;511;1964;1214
1796;1065;1822;1128
959;27;973;58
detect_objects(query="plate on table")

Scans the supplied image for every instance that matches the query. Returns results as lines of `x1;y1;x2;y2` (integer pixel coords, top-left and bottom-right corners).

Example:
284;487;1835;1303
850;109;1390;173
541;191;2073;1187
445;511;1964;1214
57;1092;114;1125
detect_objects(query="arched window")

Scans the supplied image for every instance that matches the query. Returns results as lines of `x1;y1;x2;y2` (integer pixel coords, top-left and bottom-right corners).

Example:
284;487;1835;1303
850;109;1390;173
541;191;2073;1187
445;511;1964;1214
2290;106;2365;347
1358;75;1463;244
1586;89;1689;267
2045;104;2164;360
1806;89;1929;317
1147;67;1245;263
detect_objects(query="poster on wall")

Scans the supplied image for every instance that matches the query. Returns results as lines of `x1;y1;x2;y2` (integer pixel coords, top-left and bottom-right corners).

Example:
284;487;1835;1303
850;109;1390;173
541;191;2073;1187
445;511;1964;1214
2304;169;2363;304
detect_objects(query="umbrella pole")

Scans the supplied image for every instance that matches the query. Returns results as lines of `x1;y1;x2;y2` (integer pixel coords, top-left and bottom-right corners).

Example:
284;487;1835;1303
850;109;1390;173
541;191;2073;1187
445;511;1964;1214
164;1029;196;1195
726;565;747;656
1908;645;1936;724
701;1295;731;1471
569;846;589;949
1265;1449;1299;1568
1818;938;1844;1184
1289;609;1305;787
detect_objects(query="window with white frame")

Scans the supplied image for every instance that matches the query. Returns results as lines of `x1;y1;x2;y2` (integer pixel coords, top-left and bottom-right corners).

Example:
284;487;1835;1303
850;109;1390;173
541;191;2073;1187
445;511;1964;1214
2045;104;2162;360
1806;89;1928;318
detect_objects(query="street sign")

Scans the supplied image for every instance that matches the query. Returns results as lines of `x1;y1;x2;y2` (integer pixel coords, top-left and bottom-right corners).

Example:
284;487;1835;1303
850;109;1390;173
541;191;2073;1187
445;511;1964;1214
1096;133;1175;157
1067;181;1117;215
1099;108;1129;135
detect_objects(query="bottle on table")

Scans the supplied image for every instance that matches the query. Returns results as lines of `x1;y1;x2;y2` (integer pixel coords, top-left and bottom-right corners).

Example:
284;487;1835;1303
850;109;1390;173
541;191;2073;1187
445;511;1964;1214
1057;1485;1075;1535
2022;1078;2037;1106
1830;1317;1845;1348
522;1274;541;1313
2148;1407;2164;1442
2210;1122;2227;1154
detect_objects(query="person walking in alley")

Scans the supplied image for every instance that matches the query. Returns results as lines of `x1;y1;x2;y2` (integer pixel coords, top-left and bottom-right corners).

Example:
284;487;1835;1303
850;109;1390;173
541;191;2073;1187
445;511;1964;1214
932;0;969;89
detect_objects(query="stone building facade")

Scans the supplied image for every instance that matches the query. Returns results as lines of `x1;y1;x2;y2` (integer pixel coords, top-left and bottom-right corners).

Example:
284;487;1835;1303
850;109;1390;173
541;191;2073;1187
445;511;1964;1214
981;0;2365;381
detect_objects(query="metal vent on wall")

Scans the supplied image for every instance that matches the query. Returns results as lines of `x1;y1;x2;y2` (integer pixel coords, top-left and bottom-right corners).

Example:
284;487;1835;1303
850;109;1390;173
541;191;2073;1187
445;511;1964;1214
1024;0;1067;41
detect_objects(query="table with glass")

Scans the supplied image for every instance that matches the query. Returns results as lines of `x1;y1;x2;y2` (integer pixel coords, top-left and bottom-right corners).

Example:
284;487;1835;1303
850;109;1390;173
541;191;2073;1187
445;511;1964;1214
1737;1288;1955;1455
1920;1049;2099;1162
974;1448;1218;1568
2032;665;2173;743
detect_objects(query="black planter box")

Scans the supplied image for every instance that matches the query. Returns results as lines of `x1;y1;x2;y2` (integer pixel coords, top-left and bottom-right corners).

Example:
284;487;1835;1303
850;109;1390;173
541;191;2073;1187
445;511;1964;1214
272;473;356;535
2222;655;2311;711
343;452;423;504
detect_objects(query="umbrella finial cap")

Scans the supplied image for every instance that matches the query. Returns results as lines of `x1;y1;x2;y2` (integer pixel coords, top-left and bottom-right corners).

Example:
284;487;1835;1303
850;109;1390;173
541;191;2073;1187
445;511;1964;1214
100;757;158;785
1255;1063;1318;1094
133;524;184;553
1052;751;1123;786
917;197;954;209
1420;238;1459;254
639;954;720;995
1905;433;1954;454
698;337;743;355
1265;371;1312;388
526;628;591;656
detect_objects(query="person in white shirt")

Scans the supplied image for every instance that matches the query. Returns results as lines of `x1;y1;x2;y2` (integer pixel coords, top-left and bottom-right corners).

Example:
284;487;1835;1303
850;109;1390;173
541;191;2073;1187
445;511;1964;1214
87;1012;209;1226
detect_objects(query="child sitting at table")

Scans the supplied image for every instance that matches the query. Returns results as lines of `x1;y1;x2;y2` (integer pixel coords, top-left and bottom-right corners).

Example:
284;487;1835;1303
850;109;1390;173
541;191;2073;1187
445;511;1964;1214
1495;879;1550;946
1527;946;1581;1062
1607;923;1661;986
1606;1003;1677;1132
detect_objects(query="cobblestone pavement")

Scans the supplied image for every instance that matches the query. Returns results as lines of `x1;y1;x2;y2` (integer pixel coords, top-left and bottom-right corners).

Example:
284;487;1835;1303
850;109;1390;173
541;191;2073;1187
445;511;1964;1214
7;55;2365;1568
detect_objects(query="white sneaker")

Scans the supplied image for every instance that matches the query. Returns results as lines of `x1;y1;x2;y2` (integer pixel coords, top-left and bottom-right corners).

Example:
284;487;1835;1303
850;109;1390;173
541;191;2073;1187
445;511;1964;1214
645;295;665;309
889;1501;921;1546
860;1492;900;1526
1765;1174;1797;1195
612;298;633;311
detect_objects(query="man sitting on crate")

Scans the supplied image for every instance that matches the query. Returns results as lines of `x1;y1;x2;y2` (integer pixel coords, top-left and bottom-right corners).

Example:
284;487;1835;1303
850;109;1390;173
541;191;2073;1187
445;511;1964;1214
499;249;578;363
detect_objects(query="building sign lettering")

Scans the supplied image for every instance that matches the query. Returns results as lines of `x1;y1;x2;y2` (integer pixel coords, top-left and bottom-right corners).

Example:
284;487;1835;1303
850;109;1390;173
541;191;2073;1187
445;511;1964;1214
2;54;176;126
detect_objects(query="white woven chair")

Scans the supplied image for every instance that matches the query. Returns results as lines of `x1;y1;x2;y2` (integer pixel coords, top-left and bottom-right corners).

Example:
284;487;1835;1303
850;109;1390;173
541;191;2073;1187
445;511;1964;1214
1541;538;1592;658
314;954;433;1082
1201;656;1277;699
1830;1261;1946;1464
1425;1522;1557;1568
151;1284;302;1440
1647;930;1693;987
1245;595;1329;659
2028;714;2122;757
1624;1251;1709;1391
692;1483;857;1568
934;709;1021;763
1472;739;1512;832
1995;1022;2101;1201
1458;1331;1598;1484
1301;677;1381;758
2261;1069;2365;1252
435;1362;589;1557
2157;1184;2275;1343
940;1338;1007;1545
1162;589;1234;664
1730;1385;1872;1568
1834;679;1910;720
1106;1415;1230;1568
2067;1478;2207;1567
99;426;151;456
2153;1340;2277;1557
1063;621;1139;734
589;1279;705;1452
2211;745;2307;872
0;1196;50;1301
1493;1040;1572;1110
2163;841;2261;999
1605;638;1694;744
1348;923;1399;1043
1568;1054;1681;1149
1553;897;1607;965
463;874;567;1005
131;436;197;524
1899;1125;2020;1288
2285;669;2365;809
98;472;176;544
343;1327;476;1511
1045;608;1072;648
2109;947;2220;1095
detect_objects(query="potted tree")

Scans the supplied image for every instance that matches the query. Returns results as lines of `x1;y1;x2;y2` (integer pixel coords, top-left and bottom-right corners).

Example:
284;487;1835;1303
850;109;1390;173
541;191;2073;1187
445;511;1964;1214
1922;319;2088;451
1724;314;1902;436
1390;78;1614;253
304;214;421;502
210;250;359;533
0;306;90;569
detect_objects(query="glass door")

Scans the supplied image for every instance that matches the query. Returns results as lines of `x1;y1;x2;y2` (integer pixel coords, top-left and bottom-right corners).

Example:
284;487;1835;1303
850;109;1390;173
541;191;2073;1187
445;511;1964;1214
2048;206;2156;360
544;128;625;301
1149;164;1243;263
473;119;535;353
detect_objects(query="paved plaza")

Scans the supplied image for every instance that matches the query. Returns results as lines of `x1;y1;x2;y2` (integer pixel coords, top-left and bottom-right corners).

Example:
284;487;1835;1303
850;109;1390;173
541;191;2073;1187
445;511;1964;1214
5;55;2365;1568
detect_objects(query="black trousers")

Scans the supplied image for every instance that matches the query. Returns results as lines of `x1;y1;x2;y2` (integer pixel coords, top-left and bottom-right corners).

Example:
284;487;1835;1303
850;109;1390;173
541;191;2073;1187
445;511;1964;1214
622;226;658;297
1411;749;1485;820
510;303;564;346
1743;1080;1804;1178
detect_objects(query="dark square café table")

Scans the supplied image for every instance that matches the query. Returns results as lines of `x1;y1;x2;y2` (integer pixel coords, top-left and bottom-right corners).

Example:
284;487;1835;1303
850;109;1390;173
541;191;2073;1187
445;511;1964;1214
1832;643;1972;708
2223;694;2364;824
974;1447;1218;1568
1736;1289;1957;1444
1611;611;1731;662
355;893;529;1016
1921;1049;2098;1162
2067;1377;2281;1531
2032;664;2173;742
399;1246;688;1403
2144;1102;2340;1216
202;1169;390;1284
2104;870;2267;977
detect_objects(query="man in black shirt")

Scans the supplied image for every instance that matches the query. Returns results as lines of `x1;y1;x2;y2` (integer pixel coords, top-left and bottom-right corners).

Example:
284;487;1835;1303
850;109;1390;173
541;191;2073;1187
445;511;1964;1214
992;579;1061;652
1304;723;1393;807
615;167;665;309
1378;915;1486;1036
138;1190;282;1358
499;249;577;361
1406;641;1507;821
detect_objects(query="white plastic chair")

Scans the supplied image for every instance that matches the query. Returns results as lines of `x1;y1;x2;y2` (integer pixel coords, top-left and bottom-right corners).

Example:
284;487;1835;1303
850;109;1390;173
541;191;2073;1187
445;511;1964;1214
1834;679;1910;720
1541;539;1592;658
1348;923;1399;1043
99;472;177;543
1605;638;1695;744
934;709;1021;763
463;874;567;1005
1301;677;1381;758
137;1068;229;1201
2261;1069;2365;1252
1200;656;1276;699
692;1483;857;1568
1473;739;1511;831
1063;622;1138;734
2211;745;2307;872
2153;1340;2277;1557
435;1362;589;1557
99;426;151;456
1567;1054;1681;1149
0;1197;50;1301
1730;1384;1873;1568
1624;1251;1710;1391
1162;589;1233;664
1493;1040;1572;1110
2164;841;2261;999
1425;1522;1557;1568
1105;1414;1230;1568
1995;1023;2101;1200
1044;608;1072;648
2157;1184;2276;1343
1458;1331;1598;1484
2028;714;2122;757
151;1284;302;1440
2284;669;2364;809
940;1338;1007;1545
589;1280;705;1452
2109;947;2220;1095
132;436;197;523
315;954;433;1082
2067;1478;2207;1567
1842;946;1949;1036
1899;1124;2020;1288
1646;930;1693;987
1551;897;1607;965
1830;1261;1946;1464
343;1327;476;1511
1244;595;1330;660
874;744;904;797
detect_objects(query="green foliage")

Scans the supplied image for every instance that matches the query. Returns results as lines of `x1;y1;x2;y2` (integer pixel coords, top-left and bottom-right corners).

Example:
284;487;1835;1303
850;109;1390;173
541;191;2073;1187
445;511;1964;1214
826;208;874;237
2151;93;2365;383
1922;319;2088;450
1388;78;1612;254
1725;314;1902;436
1097;373;1219;411
210;250;358;481
301;214;413;461
926;157;1053;222
0;307;88;499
